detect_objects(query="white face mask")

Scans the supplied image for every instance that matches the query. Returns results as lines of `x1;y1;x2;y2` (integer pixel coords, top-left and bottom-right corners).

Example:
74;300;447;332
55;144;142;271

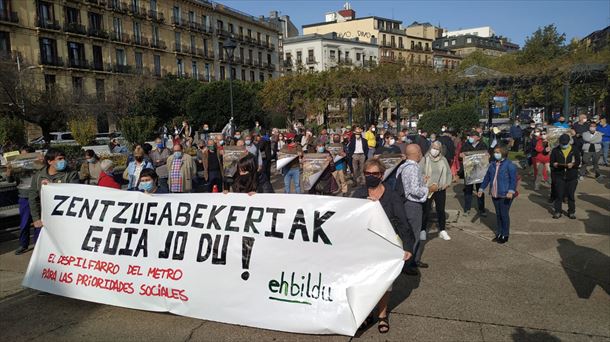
430;148;440;157
389;138;396;145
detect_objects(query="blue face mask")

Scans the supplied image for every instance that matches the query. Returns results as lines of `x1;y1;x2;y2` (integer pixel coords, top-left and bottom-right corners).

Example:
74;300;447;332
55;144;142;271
245;140;252;146
173;151;182;158
157;143;164;149
561;144;570;149
138;181;154;192
55;159;67;171
467;137;475;144
494;153;503;161
317;147;325;153
86;158;95;164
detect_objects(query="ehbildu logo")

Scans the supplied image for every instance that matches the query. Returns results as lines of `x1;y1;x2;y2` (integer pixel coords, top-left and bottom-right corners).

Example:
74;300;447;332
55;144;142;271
268;272;333;305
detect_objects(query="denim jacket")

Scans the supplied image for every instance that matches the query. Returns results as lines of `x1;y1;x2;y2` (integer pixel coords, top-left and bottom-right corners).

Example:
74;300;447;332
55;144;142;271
125;160;153;190
480;159;517;198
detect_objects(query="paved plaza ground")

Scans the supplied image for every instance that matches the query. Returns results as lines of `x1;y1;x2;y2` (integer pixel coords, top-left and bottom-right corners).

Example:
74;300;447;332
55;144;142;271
0;165;608;341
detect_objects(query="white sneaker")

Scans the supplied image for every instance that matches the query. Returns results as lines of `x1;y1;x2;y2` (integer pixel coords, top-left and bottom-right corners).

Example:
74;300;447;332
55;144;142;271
419;230;427;241
439;230;451;241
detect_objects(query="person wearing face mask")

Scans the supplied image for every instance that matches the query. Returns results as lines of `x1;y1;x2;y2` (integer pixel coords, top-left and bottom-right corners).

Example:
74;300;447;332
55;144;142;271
29;148;79;242
200;123;210;144
396;130;409;154
199;139;223;192
478;146;517;244
232;130;242;145
421;141;453;241
459;132;488;217
124;146;153;190
532;129;551;190
244;134;263;171
550;134;580;219
580;122;603;180
166;143;197;193
509;119;523;152
230;154;273;194
396;144;429;274
79;149;101;185
308;142;337;195
374;132;401;156
331;134;349;196
137;168;167;194
365;124;377;159
598;117;610;166
522;121;536;154
348;127;369;186
437;129;456;167
553;116;570;129
351;159;415;334
149;138;170;192
98;159;120;189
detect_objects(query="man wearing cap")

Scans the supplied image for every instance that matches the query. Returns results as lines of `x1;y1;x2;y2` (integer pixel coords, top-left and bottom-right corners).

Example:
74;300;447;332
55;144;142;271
550;134;580;219
459;131;489;217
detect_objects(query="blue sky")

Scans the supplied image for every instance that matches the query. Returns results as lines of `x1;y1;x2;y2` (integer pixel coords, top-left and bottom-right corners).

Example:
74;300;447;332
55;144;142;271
220;0;610;46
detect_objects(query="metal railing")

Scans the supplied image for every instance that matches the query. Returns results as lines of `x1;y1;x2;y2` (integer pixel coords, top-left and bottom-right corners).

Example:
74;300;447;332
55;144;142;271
68;58;89;69
39;55;64;67
64;22;87;35
37;18;61;30
150;39;166;49
306;57;316;65
88;27;108;39
148;10;164;22
0;11;19;23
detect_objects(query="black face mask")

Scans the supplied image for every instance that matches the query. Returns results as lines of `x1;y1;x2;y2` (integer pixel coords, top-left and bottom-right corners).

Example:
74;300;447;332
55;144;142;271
365;175;382;188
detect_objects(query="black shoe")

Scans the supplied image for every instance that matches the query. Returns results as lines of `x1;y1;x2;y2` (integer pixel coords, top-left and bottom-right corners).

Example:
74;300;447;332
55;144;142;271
568;213;576;220
416;261;429;268
14;246;28;255
492;235;500;242
552;212;562;219
403;267;420;276
547;198;554;204
497;236;509;244
479;209;488;218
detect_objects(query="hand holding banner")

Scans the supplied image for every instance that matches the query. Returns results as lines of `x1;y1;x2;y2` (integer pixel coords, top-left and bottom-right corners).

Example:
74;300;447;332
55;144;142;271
23;184;404;336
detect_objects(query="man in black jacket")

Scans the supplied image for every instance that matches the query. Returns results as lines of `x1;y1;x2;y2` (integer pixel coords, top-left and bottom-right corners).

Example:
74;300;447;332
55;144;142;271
348;127;369;186
438;129;456;167
550;134;581;219
460;132;489;217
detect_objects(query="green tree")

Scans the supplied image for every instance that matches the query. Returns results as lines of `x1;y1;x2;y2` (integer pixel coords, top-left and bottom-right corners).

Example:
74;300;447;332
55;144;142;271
68;115;97;146
518;24;567;65
418;101;479;134
119;116;157;146
0;114;26;148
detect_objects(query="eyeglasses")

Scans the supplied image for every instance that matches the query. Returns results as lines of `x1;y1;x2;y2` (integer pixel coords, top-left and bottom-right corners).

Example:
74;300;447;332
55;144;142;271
364;171;383;177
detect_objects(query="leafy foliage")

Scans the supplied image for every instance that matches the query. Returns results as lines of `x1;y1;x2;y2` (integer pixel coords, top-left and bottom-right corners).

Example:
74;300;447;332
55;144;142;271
68;115;97;146
0;114;26;147
418;101;480;134
119;115;157;145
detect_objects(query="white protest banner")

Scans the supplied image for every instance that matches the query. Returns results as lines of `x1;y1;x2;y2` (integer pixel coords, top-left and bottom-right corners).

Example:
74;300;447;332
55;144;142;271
302;153;329;191
463;151;489;185
23;184;404;336
378;154;403;181
276;153;298;170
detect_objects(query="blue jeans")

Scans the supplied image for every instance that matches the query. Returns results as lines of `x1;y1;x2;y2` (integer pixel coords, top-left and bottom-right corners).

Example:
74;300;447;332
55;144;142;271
492;197;513;237
284;167;301;194
601;141;609;165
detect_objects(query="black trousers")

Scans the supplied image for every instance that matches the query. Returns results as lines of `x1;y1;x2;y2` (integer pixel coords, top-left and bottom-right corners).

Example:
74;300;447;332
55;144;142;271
423;190;447;232
553;176;577;214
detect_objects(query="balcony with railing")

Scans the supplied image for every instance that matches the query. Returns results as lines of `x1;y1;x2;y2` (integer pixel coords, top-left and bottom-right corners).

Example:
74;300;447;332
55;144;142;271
39;55;64;67
64;22;87;35
188;21;202;32
246;58;253;66
148;10;164;22
246;37;256;46
216;29;231;38
0;11;19;24
108;1;128;14
91;60;104;71
267;62;275;70
202;25;213;35
150;39;166;50
68;58;89;69
306;57;316;65
112;63;132;74
110;31;130;44
283;59;293;67
171;16;188;28
131;35;149;46
378;26;405;35
204;50;214;60
233;55;244;64
88;27;108;39
86;0;106;7
379;55;396;63
129;5;146;18
37;18;61;30
173;43;191;54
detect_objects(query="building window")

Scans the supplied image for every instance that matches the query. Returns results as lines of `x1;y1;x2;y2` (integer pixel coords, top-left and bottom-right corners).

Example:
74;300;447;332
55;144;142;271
241;69;246;81
247;29;252;38
152;24;159;45
72;77;83;96
259;73;264;82
231;67;236;80
218;41;223;59
192;61;198;80
116;48;126;65
390;36;395;47
466;37;472;43
296;51;302;63
44;74;56;91
204;63;210;81
329;50;335;60
176;58;184;76
307;49;314;61
219;66;225;80
250;70;254;81
356;52;361;61
188;11;195;23
202;15;208;29
451;39;456;45
228;23;234;33
175;31;181;47
216;20;223;31
39;37;57;64
267;53;271;65
65;7;79;25
95;79;105;101
172;6;180;22
257;51;262;65
190;34;196;50
203;38;208;55
88;12;102;31
149;0;157;12
154;54;161;76
92;45;103;70
113;17;122;38
133;21;141;43
67;41;85;67
256;32;261;43
399;37;403;49
135;52;143;71
38;1;55;23
443;41;448;47
0;31;11;57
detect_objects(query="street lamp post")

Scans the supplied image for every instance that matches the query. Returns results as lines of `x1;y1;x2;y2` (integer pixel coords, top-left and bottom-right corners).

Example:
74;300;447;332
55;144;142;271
223;39;237;119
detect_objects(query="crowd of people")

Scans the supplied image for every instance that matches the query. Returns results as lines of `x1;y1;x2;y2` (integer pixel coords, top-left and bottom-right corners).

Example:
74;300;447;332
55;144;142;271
2;113;607;334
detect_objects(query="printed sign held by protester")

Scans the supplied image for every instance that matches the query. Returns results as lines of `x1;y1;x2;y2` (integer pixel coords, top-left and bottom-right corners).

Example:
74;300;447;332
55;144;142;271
276;152;298;170
326;144;345;163
546;127;569;148
463;151;489;185
223;146;246;177
23;184;404;336
302;153;330;191
377;154;403;181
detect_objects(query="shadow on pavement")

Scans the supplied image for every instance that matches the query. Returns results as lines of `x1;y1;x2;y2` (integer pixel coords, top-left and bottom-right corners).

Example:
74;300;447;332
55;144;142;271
388;269;421;312
526;193;555;216
511;327;561;342
577;193;610;212
556;238;610;299
581;209;610;235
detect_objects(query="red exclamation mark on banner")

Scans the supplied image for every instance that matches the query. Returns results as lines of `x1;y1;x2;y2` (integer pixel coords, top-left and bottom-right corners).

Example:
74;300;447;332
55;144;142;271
241;237;255;281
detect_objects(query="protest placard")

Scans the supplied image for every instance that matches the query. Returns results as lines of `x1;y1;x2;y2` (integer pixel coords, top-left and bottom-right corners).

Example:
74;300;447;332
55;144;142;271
23;184;404;336
276;152;298;170
222;146;246;177
463;151;489;185
377;154;403;181
546;127;569;148
302;153;330;191
326;144;345;163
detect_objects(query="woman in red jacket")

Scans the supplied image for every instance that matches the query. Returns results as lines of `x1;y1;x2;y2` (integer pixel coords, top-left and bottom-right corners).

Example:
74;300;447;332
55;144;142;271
532;129;551;190
98;159;121;189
